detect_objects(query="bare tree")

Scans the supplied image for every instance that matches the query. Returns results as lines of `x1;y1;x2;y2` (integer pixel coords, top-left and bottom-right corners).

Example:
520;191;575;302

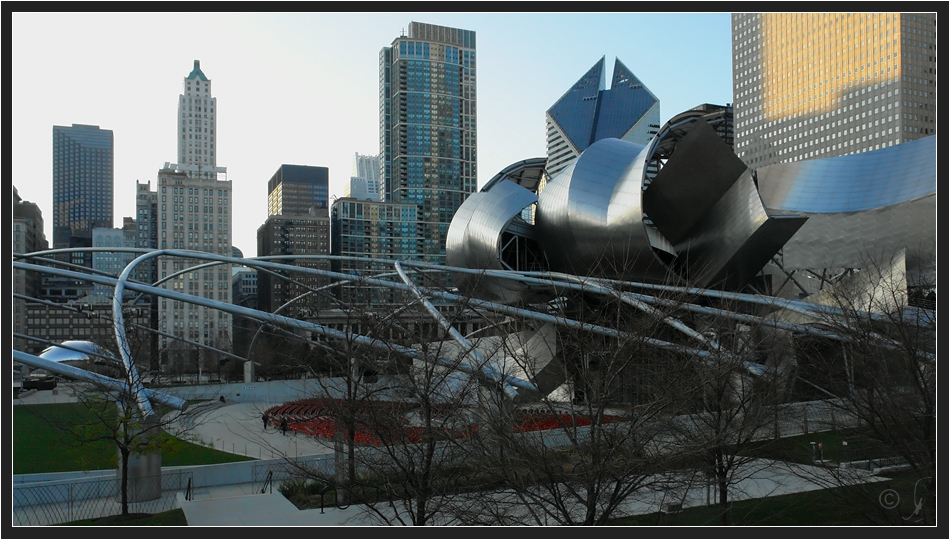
53;385;211;516
344;338;481;526
272;274;489;525
783;249;936;525
24;306;214;517
454;274;702;525
659;292;798;526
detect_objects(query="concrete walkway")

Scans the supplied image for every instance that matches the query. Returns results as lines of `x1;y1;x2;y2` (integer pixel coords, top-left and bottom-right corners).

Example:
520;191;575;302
174;401;889;526
179;486;368;526
14;384;84;405
171;401;371;525
170;400;336;461
176;457;887;526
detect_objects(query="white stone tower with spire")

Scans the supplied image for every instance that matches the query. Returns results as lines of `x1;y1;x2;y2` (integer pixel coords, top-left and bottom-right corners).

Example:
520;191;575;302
156;60;233;365
177;60;218;178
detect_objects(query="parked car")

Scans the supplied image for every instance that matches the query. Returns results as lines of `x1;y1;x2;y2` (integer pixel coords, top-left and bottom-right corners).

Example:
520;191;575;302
22;376;57;391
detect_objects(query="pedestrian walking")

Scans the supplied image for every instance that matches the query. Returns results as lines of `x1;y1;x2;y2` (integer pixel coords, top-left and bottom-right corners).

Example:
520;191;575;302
262;414;269;431
280;418;288;436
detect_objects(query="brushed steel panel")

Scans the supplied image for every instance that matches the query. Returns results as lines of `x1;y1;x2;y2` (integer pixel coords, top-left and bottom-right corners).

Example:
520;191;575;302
757;136;936;213
644;120;749;245
446;171;539;303
536;137;666;278
756;136;936;269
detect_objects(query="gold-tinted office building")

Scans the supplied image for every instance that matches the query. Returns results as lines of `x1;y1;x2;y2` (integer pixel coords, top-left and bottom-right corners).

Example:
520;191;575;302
732;13;936;167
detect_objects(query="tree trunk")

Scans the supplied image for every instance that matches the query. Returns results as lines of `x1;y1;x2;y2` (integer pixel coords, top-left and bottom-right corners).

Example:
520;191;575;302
718;476;729;525
347;424;356;490
120;448;130;515
716;451;729;526
415;493;428;526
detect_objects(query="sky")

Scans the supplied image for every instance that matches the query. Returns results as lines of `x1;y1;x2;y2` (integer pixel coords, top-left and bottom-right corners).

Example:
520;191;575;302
11;12;734;257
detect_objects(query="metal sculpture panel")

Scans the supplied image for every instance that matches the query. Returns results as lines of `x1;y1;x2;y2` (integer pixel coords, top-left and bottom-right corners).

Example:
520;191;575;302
755;135;936;270
535;137;660;278
445;121;934;302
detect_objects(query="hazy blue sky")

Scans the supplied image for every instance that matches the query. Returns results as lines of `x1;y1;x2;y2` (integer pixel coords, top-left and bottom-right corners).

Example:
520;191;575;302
12;12;734;256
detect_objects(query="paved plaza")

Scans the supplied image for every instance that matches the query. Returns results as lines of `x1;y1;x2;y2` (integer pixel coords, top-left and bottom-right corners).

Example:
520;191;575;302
15;387;890;526
170;400;337;461
175;400;887;526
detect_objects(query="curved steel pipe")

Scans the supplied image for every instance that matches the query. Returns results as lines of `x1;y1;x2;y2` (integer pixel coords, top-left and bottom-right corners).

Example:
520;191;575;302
393;262;516;396
13;350;187;411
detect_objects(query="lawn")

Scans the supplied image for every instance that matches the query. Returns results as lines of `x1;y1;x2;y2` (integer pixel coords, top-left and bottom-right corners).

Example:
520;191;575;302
611;471;926;526
746;428;897;466
610;428;927;527
13;403;253;475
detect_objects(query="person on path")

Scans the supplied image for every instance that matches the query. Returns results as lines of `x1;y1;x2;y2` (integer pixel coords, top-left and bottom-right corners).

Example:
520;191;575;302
280;418;288;436
262;414;269;431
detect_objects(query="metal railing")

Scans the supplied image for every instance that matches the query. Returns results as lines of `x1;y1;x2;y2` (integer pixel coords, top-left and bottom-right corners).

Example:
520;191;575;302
261;470;274;494
13;470;193;526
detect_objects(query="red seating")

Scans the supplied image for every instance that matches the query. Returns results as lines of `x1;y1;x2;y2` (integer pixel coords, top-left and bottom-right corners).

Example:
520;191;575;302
266;398;616;444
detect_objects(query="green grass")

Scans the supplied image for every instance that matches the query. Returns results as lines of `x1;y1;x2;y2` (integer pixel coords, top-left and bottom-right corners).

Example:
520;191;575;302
610;429;924;526
13;403;253;475
746;428;897;466
58;508;188;526
611;471;924;526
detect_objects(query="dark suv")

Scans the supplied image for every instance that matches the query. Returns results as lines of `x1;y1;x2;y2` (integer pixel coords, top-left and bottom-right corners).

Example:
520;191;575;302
22;376;57;391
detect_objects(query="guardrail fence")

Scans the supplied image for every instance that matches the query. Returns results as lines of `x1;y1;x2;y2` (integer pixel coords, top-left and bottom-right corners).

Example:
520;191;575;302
13;470;193;526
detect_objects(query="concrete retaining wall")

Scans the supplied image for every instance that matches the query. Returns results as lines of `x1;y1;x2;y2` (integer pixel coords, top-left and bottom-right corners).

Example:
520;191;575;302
159;379;330;405
12;456;335;509
166;455;335;488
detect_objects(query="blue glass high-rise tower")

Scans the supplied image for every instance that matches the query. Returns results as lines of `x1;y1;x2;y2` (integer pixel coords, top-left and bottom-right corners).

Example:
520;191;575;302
46;123;113;302
52;124;114;257
545;57;659;177
380;22;477;265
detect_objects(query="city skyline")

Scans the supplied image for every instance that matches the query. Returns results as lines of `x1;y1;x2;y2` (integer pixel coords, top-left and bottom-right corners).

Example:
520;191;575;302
12;12;734;257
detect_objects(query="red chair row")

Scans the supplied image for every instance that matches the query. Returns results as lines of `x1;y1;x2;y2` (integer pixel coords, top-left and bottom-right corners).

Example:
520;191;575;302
266;399;620;442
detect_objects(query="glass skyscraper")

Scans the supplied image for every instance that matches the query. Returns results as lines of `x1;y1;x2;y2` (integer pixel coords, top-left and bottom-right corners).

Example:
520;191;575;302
330;198;423;304
48;123;113;302
91;223;137;304
52;124;114;257
545;57;660;177
379;22;477;266
732;13;936;167
266;164;330;216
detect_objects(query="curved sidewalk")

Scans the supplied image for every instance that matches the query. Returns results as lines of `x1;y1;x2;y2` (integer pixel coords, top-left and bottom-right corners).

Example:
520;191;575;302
177;457;888;526
173;400;336;460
